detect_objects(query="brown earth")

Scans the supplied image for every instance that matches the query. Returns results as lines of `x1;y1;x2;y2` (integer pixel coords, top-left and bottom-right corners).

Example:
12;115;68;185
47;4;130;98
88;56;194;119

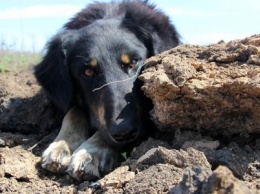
1;35;260;193
0;66;63;134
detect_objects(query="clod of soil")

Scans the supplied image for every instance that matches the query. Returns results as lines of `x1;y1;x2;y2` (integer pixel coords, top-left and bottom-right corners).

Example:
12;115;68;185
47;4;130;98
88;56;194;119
140;34;260;137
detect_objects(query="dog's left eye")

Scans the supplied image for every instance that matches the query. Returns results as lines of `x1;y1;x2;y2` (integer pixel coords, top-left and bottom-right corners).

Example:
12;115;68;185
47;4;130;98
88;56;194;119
85;67;94;77
129;59;138;68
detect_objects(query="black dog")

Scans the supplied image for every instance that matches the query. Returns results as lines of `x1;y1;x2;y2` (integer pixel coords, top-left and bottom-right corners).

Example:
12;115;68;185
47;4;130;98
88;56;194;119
35;0;179;181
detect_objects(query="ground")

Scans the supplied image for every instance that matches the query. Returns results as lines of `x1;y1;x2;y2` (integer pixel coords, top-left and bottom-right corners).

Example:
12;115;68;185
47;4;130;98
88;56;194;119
0;36;260;193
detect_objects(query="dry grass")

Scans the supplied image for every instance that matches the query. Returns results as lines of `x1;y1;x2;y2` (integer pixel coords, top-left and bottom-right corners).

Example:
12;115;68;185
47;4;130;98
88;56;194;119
0;50;42;73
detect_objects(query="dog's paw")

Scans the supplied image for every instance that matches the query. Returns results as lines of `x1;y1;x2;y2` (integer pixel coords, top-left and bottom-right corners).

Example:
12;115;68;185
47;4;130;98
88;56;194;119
67;133;119;181
41;140;71;173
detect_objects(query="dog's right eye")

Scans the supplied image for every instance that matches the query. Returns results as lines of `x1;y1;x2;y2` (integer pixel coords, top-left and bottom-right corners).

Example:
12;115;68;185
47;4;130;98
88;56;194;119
85;67;94;77
84;58;97;77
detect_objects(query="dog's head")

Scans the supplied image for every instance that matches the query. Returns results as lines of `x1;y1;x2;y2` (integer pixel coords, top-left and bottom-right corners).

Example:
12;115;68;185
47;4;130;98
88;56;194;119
35;1;179;147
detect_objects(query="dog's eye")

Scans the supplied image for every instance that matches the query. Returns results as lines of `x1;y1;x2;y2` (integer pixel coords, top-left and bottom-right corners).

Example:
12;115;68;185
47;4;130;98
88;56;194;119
129;59;138;68
85;67;94;77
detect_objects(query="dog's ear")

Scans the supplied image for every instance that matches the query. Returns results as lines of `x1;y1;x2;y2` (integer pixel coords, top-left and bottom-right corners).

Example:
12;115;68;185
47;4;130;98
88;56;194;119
121;2;180;57
35;30;78;112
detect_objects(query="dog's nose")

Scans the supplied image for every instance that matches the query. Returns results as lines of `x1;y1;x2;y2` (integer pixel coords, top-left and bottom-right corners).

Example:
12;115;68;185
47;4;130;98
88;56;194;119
109;123;137;142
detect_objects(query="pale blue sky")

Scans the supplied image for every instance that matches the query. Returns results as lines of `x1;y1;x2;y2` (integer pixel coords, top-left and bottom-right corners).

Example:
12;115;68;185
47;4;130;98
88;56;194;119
0;0;259;52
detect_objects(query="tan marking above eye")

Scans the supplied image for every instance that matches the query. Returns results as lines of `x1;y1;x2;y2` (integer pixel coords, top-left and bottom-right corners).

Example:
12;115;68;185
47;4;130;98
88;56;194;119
90;58;97;67
121;53;130;64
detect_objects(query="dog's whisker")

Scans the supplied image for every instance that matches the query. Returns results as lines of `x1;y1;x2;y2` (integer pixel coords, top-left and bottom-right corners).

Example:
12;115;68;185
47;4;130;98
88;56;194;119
92;63;146;92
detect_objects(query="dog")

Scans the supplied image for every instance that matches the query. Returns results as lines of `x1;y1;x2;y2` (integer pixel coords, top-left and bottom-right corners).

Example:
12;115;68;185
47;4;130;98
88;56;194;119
35;0;179;181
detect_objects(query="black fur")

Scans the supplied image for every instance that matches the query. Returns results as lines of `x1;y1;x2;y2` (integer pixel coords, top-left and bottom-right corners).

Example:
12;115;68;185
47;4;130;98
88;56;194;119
35;0;179;147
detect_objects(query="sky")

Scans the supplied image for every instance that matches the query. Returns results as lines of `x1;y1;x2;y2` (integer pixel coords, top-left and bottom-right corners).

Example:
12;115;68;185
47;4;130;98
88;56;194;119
0;0;259;52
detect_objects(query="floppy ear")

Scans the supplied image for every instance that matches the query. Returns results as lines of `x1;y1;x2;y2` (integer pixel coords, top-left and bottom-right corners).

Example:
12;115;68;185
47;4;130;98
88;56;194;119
121;1;180;57
34;30;78;112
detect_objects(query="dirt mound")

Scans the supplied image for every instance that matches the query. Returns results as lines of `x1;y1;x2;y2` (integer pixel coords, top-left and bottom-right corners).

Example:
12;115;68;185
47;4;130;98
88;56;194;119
1;35;260;193
0;67;62;134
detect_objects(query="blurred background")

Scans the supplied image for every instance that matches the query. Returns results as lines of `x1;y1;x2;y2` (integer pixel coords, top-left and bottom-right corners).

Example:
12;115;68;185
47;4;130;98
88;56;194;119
0;0;259;52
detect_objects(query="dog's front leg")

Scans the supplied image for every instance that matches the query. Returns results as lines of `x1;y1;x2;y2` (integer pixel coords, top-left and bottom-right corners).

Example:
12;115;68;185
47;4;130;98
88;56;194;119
67;131;120;181
41;107;89;173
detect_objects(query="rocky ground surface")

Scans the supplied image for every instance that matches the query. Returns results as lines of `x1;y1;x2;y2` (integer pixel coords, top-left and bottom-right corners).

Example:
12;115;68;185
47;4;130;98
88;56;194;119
1;35;260;193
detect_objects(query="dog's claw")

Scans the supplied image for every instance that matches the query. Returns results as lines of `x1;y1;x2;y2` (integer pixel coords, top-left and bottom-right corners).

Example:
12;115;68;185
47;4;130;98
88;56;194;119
42;162;61;173
67;151;93;181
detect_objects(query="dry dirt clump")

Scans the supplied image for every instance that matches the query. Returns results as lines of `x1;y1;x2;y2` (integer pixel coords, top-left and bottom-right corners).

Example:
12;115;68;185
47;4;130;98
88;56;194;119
1;35;260;193
140;34;260;136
